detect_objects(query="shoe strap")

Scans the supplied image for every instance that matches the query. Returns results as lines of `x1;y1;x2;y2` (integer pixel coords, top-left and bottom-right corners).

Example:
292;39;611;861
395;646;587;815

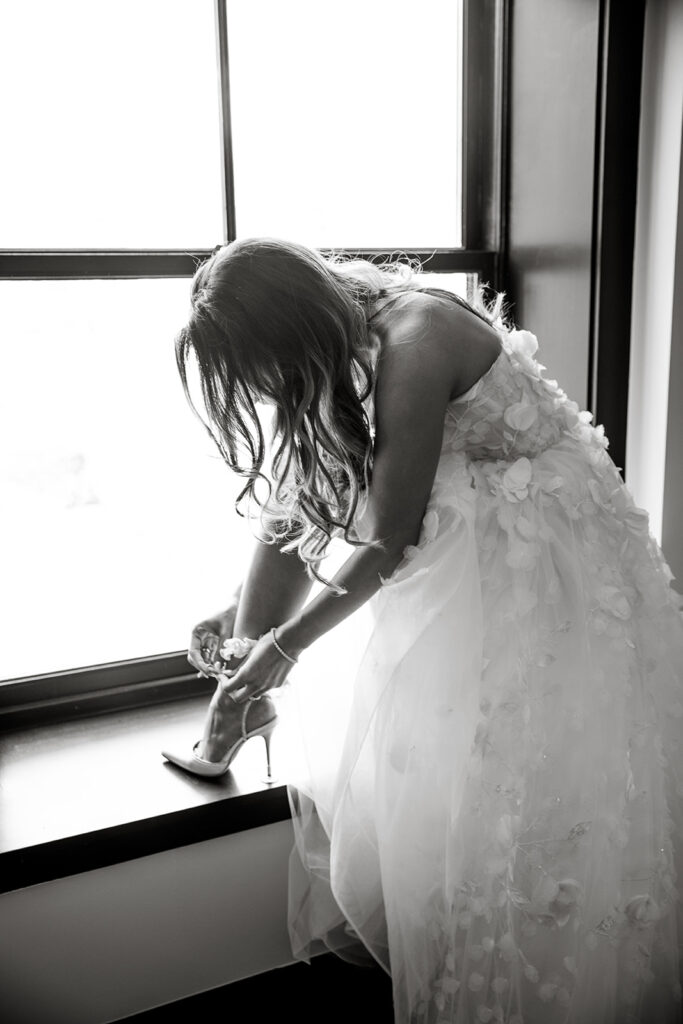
240;699;275;741
240;700;251;741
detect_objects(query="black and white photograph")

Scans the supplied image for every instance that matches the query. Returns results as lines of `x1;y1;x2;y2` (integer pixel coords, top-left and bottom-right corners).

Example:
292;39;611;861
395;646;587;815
1;1;682;1022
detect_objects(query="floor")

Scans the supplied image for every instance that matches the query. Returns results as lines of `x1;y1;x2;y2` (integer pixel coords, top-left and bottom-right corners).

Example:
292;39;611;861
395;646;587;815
113;953;395;1024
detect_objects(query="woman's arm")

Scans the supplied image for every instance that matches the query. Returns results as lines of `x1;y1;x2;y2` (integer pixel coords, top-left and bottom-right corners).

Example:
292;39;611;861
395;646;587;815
187;523;313;676
277;301;461;654
222;297;468;701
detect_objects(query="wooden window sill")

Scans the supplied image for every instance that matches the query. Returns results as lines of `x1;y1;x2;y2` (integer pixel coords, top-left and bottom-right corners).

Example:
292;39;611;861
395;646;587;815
0;697;291;895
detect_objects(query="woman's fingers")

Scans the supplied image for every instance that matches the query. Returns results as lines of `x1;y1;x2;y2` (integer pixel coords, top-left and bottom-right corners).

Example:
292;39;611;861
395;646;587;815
217;672;252;704
228;686;252;703
188;628;221;677
221;666;289;703
215;632;293;702
229;688;268;705
213;676;249;707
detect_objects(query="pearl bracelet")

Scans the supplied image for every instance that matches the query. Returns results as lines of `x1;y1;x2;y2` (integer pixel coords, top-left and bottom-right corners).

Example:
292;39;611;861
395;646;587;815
269;627;298;665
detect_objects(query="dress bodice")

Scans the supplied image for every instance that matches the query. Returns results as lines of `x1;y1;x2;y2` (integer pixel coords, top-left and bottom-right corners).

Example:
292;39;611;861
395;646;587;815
442;328;607;464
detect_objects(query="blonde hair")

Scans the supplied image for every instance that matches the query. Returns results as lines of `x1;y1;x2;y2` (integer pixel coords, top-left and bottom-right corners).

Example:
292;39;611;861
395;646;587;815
175;237;504;586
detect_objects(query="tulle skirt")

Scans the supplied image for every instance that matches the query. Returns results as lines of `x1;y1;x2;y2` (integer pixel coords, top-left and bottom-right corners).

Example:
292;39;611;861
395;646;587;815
279;439;683;1023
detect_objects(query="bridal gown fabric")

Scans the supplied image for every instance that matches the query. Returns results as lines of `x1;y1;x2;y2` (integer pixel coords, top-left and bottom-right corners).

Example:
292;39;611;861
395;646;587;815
278;325;683;1023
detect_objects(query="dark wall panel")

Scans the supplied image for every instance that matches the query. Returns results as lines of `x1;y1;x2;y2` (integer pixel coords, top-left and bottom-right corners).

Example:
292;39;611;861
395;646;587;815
506;0;600;409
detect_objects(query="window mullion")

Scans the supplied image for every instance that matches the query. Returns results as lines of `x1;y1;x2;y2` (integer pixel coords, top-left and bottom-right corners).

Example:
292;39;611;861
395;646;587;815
0;249;497;280
462;0;507;274
215;0;237;243
0;251;212;279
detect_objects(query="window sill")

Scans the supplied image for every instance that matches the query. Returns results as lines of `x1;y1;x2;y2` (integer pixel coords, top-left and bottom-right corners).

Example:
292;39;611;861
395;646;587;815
0;697;291;895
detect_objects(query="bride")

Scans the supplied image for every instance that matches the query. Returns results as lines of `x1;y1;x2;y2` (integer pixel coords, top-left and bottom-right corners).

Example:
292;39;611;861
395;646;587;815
163;236;683;1023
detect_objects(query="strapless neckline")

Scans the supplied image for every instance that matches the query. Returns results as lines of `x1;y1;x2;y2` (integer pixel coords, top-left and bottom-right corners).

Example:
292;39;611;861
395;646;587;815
447;343;506;407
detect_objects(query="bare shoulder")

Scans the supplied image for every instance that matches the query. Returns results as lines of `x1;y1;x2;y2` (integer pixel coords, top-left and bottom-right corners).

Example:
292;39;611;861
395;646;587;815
362;291;496;549
373;289;502;402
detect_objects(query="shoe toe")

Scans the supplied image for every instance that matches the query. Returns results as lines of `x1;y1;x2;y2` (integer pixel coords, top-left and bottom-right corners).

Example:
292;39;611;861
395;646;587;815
161;743;226;777
161;746;195;770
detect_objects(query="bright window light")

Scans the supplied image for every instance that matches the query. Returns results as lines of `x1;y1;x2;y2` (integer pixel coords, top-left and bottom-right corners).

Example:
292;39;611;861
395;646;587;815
228;0;463;247
0;280;256;679
0;1;223;248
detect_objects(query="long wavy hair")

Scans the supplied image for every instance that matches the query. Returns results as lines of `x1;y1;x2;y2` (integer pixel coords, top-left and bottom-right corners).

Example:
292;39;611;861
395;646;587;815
175;237;504;586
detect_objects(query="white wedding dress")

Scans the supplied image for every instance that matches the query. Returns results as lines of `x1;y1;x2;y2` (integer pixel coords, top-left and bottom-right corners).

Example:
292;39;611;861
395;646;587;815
279;325;683;1023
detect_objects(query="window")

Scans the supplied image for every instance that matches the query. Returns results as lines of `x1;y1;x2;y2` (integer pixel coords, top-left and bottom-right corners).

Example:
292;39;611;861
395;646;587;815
0;1;223;249
0;0;506;720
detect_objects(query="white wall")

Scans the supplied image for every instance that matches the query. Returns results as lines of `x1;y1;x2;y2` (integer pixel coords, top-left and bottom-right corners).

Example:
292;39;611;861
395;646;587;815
0;819;297;1024
626;0;683;552
662;137;683;590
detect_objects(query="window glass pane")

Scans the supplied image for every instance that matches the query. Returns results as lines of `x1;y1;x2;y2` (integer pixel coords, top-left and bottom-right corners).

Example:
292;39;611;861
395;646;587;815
229;0;463;248
0;2;223;248
0;280;254;680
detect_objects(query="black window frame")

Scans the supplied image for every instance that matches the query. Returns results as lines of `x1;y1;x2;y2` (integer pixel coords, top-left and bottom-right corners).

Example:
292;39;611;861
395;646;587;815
0;0;508;727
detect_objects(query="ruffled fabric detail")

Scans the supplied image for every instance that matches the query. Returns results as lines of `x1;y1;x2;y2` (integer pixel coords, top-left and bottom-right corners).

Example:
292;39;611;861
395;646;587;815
282;324;683;1023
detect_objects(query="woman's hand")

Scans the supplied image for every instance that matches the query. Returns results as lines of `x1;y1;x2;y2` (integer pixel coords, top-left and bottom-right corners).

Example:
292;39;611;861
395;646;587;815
217;631;295;705
187;603;240;677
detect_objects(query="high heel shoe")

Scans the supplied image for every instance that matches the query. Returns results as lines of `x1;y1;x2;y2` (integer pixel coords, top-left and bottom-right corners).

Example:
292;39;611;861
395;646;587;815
161;700;277;782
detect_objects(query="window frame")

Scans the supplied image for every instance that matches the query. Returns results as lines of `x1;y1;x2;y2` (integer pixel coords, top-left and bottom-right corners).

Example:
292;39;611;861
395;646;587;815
0;0;508;723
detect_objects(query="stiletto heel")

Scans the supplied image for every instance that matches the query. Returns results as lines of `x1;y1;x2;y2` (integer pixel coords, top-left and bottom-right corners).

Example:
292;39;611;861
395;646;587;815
262;729;277;785
162;701;278;780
